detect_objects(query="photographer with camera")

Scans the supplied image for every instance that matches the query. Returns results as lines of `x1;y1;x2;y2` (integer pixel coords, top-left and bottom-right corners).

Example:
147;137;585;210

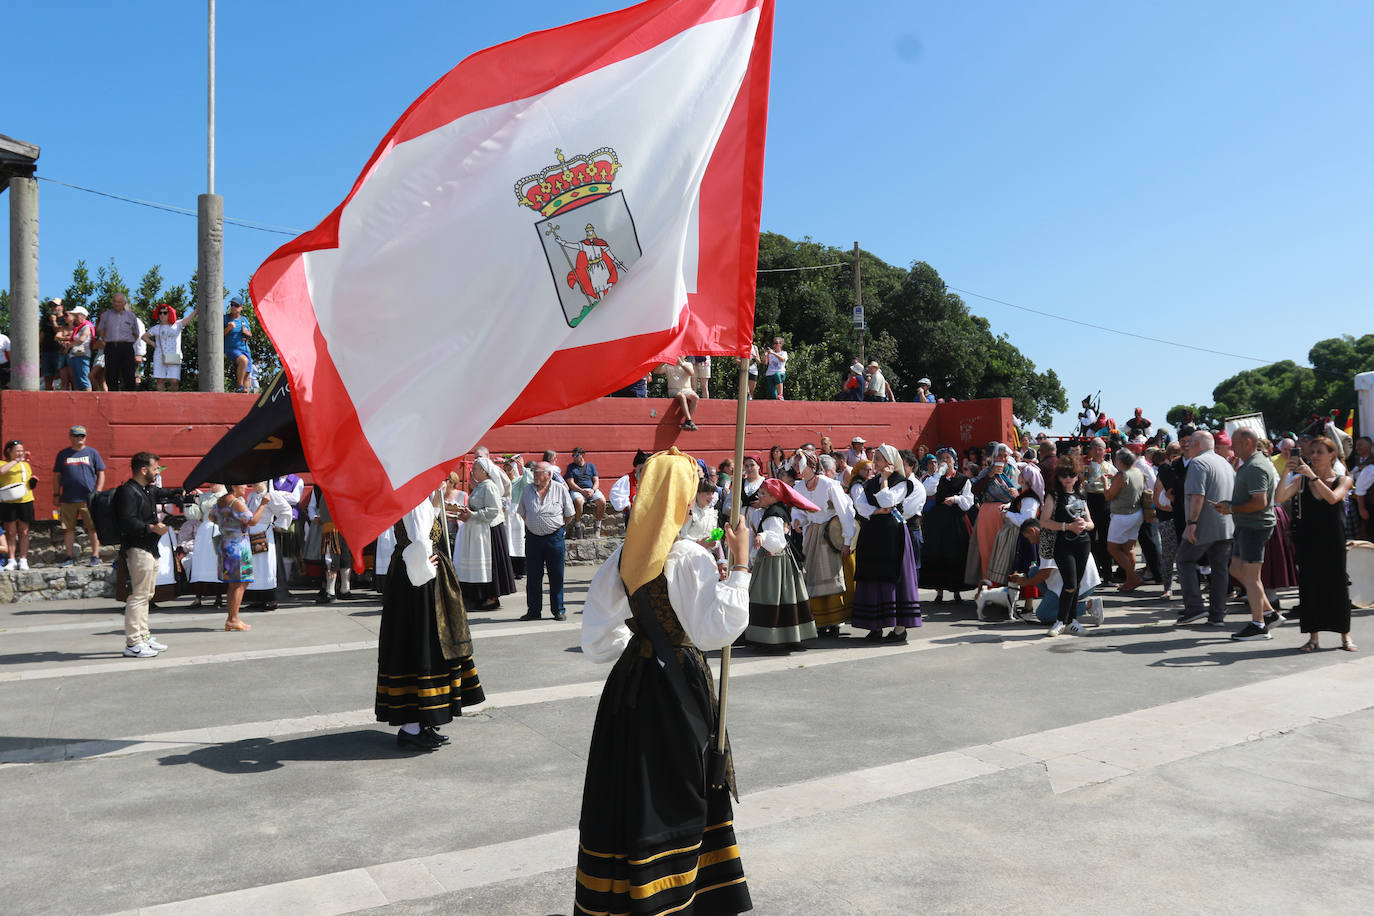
113;452;183;658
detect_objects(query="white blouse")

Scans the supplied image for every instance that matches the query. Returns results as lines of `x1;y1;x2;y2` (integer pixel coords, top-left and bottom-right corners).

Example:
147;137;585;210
757;513;789;555
581;542;751;663
1004;496;1041;528
609;474;633;512
791;475;856;543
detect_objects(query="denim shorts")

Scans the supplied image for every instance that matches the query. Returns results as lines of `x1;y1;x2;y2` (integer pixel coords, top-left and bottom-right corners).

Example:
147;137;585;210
1232;525;1270;564
40;351;67;376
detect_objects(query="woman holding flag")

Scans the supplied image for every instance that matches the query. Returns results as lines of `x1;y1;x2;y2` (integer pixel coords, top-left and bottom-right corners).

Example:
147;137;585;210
577;448;753;916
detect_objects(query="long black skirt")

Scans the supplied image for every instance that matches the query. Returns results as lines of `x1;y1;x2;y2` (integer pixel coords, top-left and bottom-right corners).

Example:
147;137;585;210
375;573;484;727
922;504;974;591
576;642;751;915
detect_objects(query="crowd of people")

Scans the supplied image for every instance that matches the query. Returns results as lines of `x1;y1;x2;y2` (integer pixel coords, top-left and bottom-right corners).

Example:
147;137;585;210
25;294;258;393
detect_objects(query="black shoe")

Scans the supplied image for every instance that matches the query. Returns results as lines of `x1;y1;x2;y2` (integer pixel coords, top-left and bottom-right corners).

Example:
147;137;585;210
316;592;334;605
422;726;450;745
552;612;567;621
1264;611;1285;629
864;629;883;642
1232;622;1272;641
519;611;541;621
882;629;908;644
787;642;808;651
396;728;443;751
1175;610;1206;625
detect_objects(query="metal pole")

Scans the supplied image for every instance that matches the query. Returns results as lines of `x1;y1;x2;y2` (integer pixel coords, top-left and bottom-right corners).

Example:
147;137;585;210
716;356;751;756
207;0;215;195
853;241;864;366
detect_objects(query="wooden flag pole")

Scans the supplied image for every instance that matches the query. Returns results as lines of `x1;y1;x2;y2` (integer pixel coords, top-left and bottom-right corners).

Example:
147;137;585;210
716;355;752;757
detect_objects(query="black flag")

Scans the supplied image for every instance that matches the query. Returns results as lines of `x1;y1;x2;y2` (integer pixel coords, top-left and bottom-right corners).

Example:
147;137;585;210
183;372;307;490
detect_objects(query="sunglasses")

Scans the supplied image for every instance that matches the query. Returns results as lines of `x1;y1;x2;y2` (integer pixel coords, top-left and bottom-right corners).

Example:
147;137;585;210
1057;470;1078;478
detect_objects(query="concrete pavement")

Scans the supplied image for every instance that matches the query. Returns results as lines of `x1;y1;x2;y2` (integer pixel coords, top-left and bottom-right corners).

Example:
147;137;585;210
2;567;1371;915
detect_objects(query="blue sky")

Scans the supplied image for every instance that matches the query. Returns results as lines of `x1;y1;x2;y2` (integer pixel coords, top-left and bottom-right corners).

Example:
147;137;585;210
5;0;1372;434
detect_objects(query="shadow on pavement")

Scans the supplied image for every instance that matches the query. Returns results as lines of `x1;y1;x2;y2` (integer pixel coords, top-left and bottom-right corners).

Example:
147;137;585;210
157;729;411;773
0;649;129;666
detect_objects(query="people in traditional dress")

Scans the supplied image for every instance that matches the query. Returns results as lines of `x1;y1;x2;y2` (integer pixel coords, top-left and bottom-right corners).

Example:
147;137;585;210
271;474;304;591
985;463;1044;588
1275;436;1356;652
304;486;353;603
456;456;517;611
971;444;1021;585
502;456;528;578
792;452;856;638
853;444;922;643
608;449;650;521
181;487;225;608
211;484;267;632
922;448;974;603
377;489;485;751
576;448;753;916
680;479;728;575
244;484;287;611
746;479;819;652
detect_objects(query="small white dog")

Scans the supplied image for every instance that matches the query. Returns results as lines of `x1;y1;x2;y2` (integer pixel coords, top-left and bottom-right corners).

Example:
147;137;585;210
974;585;1017;622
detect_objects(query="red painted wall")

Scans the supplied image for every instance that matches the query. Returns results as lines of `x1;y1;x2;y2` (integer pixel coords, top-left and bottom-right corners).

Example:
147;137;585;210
0;391;1012;509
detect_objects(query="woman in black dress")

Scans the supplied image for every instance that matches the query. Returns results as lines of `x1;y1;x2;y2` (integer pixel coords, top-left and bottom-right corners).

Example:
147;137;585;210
922;447;974;603
1275;436;1355;652
377;491;484;750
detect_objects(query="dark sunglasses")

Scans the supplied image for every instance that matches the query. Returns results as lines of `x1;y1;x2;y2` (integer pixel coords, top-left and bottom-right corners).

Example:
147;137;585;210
1057;469;1078;478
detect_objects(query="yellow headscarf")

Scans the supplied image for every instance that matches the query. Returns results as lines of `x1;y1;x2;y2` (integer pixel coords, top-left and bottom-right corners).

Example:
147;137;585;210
620;447;699;594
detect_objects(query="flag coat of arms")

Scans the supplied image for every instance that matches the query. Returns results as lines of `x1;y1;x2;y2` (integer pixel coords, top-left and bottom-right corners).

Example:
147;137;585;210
251;0;774;552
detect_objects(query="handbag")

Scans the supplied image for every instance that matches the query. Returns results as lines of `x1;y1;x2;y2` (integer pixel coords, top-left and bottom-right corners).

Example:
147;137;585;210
0;482;27;503
249;531;269;554
160;335;182;366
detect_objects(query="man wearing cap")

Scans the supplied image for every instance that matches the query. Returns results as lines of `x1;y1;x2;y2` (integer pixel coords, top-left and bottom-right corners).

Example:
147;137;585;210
96;293;141;391
844;436;867;467
914;377;935;403
52;426;106;567
564;447;606;537
863;361;895;402
224;297;254;392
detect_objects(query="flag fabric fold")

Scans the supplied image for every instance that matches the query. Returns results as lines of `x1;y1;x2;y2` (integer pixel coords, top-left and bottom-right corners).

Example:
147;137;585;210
252;0;774;553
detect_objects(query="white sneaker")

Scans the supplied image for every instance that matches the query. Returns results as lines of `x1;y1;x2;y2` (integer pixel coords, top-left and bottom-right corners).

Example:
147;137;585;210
146;636;168;652
1047;621;1065;637
123;643;159;659
16;558;28;571
1067;620;1085;636
2;559;15;572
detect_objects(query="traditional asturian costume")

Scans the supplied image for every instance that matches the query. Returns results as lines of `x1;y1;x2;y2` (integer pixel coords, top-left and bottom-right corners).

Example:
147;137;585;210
376;492;485;749
455;458;517;609
852;446;922;639
791;470;856;633
746;478;820;650
576;448;752;916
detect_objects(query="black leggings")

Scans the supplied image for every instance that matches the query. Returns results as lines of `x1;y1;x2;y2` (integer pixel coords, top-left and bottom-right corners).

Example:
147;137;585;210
1053;535;1092;623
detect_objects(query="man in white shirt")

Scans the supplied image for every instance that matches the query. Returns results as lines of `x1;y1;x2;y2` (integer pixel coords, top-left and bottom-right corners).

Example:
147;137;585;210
0;331;10;387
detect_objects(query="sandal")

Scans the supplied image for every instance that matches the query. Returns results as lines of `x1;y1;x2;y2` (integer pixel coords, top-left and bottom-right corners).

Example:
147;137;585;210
1298;637;1319;653
1341;638;1359;652
225;620;252;632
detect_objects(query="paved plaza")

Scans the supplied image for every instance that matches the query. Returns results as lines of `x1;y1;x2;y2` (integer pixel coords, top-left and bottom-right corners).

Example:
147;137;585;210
3;568;1372;915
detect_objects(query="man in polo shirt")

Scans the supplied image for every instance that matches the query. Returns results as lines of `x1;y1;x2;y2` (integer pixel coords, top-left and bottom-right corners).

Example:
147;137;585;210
52;425;106;567
844;436;866;467
565;447;606;537
1176;431;1236;626
1218;428;1281;640
517;462;574;621
96;293;141;390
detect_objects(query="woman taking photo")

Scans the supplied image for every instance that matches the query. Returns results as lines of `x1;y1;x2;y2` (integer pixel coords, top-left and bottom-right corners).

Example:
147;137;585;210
0;441;37;571
211;484;268;632
1039;459;1094;637
852;445;922;643
1275;436;1356;652
142;303;196;392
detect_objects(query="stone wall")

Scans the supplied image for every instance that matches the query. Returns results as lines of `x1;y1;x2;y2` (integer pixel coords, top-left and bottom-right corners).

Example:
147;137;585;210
0;566;114;602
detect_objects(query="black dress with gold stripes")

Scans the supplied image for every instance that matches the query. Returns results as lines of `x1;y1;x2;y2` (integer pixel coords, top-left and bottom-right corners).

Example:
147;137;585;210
375;513;484;726
574;572;751;915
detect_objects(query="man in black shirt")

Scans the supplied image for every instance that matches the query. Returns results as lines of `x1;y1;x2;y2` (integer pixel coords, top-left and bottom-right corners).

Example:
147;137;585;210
113;452;181;658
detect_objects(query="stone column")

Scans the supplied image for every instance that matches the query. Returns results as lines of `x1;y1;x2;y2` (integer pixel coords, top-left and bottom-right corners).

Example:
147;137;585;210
8;176;40;391
197;192;224;391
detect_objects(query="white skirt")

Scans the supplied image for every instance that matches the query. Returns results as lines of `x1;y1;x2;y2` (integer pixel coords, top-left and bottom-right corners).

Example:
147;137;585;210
248;527;278;589
190;520;221;584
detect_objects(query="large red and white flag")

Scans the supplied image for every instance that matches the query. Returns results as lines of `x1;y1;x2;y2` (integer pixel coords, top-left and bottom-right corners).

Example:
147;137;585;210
252;0;774;552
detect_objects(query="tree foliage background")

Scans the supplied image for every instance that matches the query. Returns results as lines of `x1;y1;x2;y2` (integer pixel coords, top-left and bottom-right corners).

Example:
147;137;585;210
1167;335;1373;435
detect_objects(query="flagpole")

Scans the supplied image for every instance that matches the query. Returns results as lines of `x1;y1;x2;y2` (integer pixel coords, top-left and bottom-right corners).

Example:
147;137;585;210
717;355;751;760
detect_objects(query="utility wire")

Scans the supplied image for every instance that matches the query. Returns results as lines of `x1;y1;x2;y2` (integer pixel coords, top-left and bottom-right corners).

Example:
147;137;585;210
946;284;1274;365
756;262;846;273
37;177;303;235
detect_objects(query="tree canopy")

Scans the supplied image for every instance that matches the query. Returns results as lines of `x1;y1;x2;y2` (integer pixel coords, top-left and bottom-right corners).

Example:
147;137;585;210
1168;334;1373;434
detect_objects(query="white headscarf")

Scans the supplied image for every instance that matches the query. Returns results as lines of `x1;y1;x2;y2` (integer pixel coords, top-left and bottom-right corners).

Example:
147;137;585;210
876;444;901;470
474;456;498;483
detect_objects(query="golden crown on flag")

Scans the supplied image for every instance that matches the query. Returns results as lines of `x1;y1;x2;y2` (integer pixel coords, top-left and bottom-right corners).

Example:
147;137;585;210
514;147;622;218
